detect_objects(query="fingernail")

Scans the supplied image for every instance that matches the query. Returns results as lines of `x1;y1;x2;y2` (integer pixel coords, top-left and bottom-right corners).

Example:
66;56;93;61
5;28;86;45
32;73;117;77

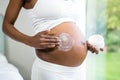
100;48;104;51
49;45;55;47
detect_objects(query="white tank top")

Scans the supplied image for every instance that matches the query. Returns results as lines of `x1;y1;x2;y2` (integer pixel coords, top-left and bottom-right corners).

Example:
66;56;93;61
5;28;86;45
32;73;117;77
26;0;81;34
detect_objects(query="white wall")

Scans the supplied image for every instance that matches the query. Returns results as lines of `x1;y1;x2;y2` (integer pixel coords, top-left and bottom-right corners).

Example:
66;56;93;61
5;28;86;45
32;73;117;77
0;0;35;80
0;14;4;54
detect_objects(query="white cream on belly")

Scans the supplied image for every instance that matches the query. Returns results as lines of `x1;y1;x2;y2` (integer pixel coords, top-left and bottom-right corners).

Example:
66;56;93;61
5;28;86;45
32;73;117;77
57;33;74;52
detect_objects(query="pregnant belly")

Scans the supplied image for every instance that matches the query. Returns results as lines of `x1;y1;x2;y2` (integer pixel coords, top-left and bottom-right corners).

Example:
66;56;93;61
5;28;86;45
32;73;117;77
36;22;88;67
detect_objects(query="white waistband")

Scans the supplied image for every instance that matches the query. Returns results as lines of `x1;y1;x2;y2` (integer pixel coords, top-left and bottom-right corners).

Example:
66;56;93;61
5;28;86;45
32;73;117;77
35;56;81;72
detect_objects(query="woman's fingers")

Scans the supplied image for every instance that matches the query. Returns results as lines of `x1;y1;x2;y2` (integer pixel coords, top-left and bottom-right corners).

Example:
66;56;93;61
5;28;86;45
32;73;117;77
87;41;99;54
100;48;104;51
41;34;55;38
30;30;60;49
38;33;60;49
93;47;99;54
40;37;59;43
39;42;59;49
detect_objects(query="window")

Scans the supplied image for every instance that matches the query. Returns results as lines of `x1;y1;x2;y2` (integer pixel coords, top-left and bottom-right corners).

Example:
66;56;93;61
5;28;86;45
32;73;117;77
86;0;106;80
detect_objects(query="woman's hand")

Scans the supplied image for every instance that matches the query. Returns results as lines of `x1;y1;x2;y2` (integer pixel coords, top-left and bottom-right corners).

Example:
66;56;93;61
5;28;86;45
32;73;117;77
28;30;59;49
87;41;104;54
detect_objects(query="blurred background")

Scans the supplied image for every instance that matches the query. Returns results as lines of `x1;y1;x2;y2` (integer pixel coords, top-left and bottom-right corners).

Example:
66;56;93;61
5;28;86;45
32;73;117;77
0;0;120;80
86;0;120;80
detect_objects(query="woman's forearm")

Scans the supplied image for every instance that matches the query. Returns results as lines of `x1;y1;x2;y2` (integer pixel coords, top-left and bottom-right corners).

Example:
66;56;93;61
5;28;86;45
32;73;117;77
2;0;58;49
2;22;31;46
2;0;31;46
2;22;59;49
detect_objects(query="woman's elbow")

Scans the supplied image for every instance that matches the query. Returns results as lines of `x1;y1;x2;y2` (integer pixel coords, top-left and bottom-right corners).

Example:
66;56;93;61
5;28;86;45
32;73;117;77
2;22;7;34
2;21;11;35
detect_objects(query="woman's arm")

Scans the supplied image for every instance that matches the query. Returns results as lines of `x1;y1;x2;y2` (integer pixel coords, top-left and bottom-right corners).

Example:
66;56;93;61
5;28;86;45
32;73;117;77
2;0;30;44
2;0;59;49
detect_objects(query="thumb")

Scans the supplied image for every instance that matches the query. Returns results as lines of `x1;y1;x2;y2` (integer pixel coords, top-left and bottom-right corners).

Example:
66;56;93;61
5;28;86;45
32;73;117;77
42;30;51;34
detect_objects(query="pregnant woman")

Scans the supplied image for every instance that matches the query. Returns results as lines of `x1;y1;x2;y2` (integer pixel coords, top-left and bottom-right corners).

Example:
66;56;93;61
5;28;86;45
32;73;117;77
2;0;102;80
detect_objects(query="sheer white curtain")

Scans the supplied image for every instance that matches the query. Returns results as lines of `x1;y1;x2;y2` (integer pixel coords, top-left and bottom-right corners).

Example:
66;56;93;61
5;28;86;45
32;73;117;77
75;0;86;80
86;0;106;80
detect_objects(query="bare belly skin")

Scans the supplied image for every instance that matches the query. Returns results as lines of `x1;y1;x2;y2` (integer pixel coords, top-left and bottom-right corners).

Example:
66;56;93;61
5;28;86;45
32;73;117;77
36;22;88;67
